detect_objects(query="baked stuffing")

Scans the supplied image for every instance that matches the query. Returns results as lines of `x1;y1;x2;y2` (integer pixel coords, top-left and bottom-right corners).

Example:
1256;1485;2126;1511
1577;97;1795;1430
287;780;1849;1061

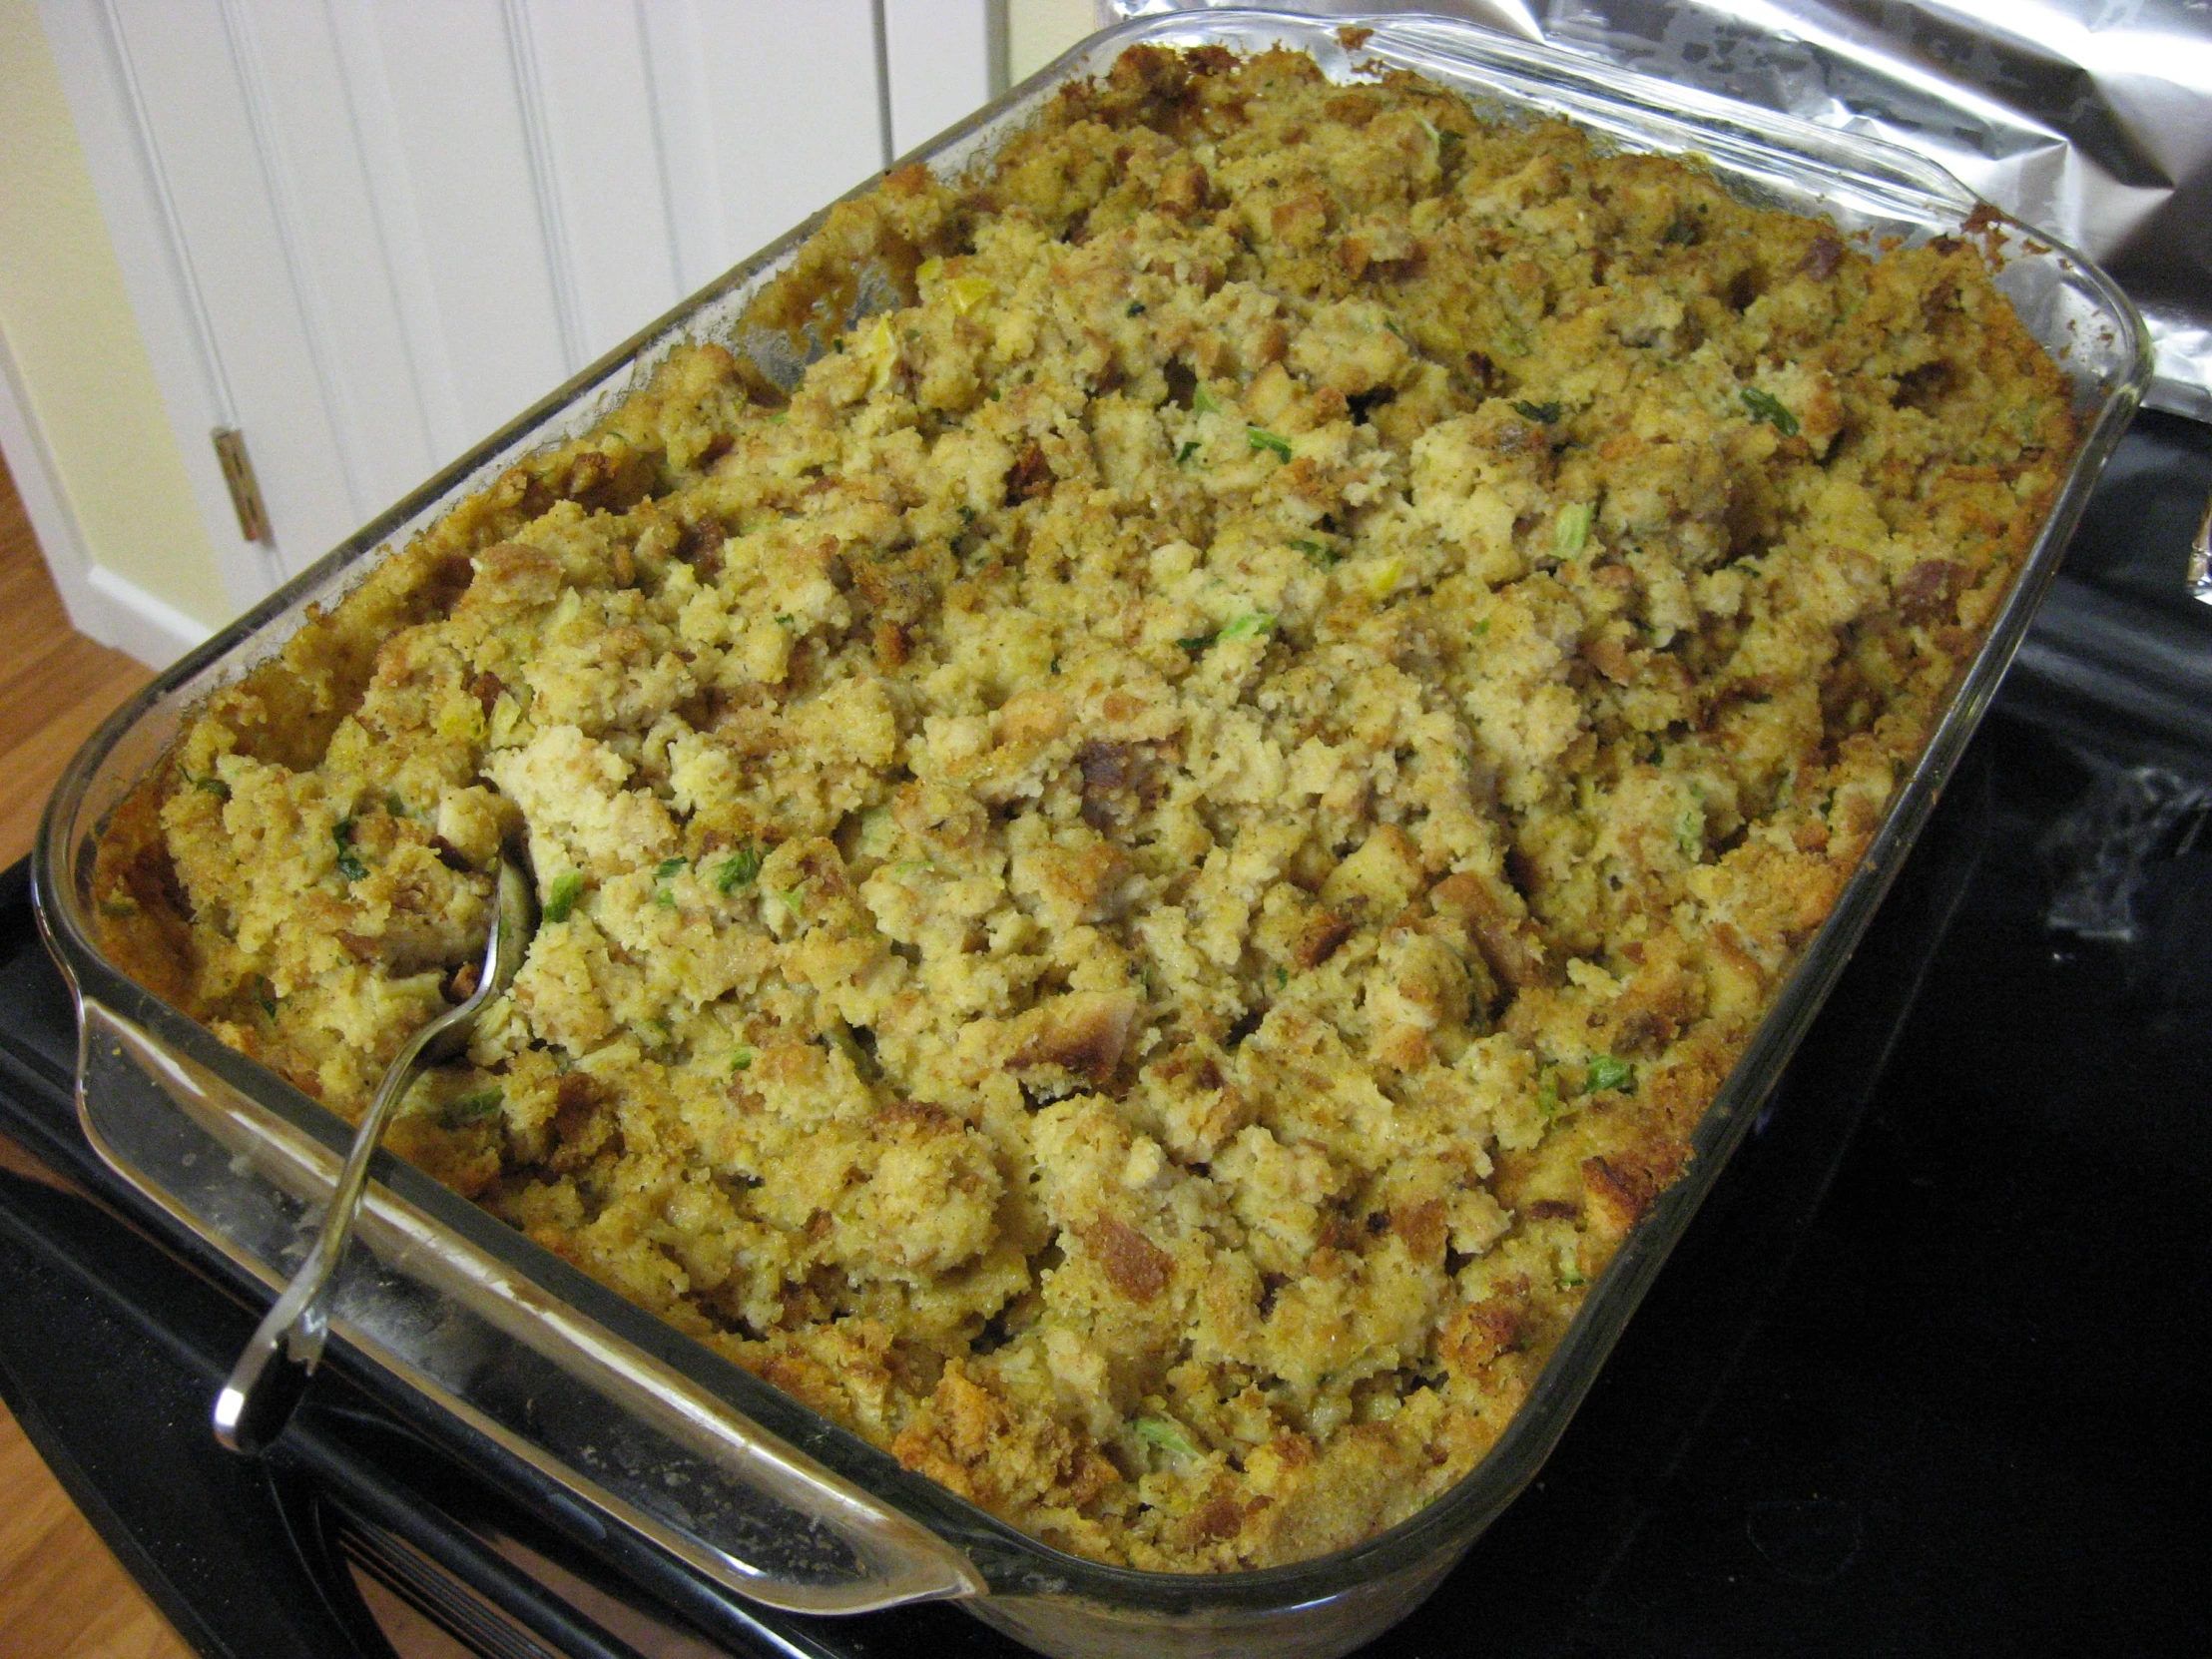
97;45;2078;1569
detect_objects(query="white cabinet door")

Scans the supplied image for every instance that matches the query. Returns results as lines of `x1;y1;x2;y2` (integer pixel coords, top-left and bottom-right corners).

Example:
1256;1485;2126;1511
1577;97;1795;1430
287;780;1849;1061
43;0;992;614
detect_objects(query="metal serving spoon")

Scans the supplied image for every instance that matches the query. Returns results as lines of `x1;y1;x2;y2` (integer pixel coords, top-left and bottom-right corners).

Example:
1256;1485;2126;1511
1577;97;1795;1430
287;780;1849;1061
214;852;534;1454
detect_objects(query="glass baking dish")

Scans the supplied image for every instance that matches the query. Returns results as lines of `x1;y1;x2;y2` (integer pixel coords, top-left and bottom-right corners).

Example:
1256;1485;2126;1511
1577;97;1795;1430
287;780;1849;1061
33;10;2148;1657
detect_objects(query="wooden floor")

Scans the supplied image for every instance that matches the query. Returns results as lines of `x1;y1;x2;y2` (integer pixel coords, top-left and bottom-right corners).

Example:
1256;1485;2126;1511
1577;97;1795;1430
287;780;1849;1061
0;448;190;1658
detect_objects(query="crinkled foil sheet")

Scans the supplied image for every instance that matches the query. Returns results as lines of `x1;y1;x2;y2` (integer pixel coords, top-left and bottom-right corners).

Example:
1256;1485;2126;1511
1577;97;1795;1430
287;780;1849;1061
1108;0;2212;424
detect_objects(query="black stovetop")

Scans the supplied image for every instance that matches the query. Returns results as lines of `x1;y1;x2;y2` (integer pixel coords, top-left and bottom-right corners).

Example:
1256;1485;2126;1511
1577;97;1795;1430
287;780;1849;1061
4;413;2209;1658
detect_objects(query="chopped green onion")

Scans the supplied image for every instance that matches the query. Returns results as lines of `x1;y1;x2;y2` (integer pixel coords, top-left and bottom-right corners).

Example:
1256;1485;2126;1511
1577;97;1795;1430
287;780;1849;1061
731;1047;754;1072
384;790;408;817
1218;612;1276;642
1191;384;1221;415
544;871;586;922
1677;797;1706;861
254;978;278;1018
1554;501;1592;557
1175;440;1201;466
193;775;232;802
714;843;763;891
1585;1054;1635;1094
1536;1064;1562;1117
1247;426;1293;460
1513;399;1562;424
1133;1416;1198;1458
1126;300;1147;317
650;857;685;910
333;820;368;882
1557;1268;1587;1289
1292;538;1340;568
443;1087;503;1126
1274;966;1290;988
1177;633;1217;658
1740;387;1800;436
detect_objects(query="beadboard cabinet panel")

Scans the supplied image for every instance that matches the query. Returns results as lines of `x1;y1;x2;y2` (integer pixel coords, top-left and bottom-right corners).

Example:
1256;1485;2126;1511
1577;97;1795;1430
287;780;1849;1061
42;0;986;608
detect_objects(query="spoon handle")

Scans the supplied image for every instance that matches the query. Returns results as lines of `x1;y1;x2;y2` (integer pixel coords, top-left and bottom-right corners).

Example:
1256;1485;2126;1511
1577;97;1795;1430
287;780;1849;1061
214;857;526;1453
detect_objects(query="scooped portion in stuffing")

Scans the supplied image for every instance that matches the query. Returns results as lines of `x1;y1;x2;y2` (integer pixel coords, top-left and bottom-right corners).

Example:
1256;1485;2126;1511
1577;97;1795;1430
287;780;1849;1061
101;44;2077;1570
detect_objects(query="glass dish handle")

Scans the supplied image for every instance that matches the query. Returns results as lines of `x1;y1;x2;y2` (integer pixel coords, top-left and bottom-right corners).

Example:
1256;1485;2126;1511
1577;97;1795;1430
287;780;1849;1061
72;996;984;1617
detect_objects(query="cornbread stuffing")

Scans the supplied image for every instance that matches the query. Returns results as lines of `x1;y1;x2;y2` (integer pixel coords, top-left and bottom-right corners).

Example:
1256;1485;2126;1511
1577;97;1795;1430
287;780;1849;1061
98;46;2078;1570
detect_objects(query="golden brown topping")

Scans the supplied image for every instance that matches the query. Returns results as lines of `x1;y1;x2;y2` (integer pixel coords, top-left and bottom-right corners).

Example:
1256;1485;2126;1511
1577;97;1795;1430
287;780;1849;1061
1085;1215;1175;1303
1013;990;1141;1085
113;38;2077;1574
1895;558;1969;625
1580;1152;1666;1237
1429;872;1555;992
468;670;505;715
1005;440;1053;504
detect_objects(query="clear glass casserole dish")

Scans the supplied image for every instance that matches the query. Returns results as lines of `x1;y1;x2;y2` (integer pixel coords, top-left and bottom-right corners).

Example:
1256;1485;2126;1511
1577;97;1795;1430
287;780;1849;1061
32;10;2149;1658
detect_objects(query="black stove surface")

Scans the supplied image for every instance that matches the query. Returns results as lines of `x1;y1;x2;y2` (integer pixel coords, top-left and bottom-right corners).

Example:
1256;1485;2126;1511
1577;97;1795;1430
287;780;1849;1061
4;412;2209;1658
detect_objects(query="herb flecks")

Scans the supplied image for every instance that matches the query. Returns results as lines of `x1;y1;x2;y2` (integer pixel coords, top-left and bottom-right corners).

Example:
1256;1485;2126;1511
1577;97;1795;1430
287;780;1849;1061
1218;612;1277;643
714;842;764;892
1536;1062;1563;1118
1677;788;1707;861
332;820;368;882
1585;1054;1635;1094
544;871;586;923
442;1087;503;1126
1246;426;1294;460
1554;502;1592;557
1740;386;1800;436
1133;1416;1199;1458
1513;399;1562;424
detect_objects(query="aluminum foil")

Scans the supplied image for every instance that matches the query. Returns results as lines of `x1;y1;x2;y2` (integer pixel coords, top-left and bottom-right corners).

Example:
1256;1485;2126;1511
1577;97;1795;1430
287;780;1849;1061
1106;0;2212;423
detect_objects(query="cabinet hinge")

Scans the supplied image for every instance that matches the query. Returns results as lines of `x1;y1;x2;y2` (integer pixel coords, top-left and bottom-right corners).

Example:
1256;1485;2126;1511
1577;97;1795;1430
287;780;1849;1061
211;427;271;544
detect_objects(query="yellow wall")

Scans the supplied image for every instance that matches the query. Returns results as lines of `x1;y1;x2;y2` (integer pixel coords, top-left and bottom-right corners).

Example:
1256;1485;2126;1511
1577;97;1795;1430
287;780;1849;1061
0;0;228;629
1009;0;1100;82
